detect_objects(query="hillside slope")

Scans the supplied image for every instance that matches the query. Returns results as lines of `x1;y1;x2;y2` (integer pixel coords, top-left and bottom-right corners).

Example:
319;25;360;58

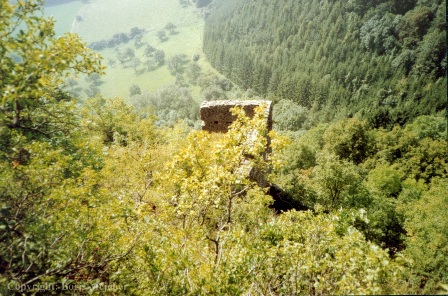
45;0;212;99
204;0;446;127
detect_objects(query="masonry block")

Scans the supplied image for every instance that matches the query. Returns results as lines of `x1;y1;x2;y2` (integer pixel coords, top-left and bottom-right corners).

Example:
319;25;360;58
200;100;272;132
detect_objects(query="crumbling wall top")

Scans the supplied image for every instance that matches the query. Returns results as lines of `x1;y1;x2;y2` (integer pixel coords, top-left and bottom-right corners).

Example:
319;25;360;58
200;100;272;132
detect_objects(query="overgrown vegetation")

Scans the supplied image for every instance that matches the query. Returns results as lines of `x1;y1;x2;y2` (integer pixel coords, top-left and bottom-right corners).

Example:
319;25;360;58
273;115;447;293
1;0;447;295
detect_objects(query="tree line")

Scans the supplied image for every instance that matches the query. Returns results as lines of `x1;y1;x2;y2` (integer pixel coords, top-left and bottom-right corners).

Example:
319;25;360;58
203;0;446;128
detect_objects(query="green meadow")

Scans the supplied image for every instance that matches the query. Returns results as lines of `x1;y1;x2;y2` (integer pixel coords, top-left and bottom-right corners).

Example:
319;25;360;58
44;1;83;37
44;0;214;100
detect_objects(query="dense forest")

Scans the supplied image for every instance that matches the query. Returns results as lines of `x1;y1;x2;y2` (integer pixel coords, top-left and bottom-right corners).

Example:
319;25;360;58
1;0;447;295
204;0;446;128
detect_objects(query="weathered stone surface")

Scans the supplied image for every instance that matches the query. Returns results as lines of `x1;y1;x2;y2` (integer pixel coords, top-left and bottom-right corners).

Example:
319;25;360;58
200;100;272;132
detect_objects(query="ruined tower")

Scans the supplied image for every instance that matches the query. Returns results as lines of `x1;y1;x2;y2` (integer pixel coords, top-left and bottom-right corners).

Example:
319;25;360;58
200;100;272;132
199;99;308;212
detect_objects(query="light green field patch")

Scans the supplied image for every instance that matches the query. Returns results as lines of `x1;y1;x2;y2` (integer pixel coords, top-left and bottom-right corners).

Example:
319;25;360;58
51;0;213;101
74;0;186;42
44;1;83;37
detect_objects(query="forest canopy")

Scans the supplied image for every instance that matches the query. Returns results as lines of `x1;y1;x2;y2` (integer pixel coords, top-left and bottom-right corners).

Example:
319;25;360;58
204;0;446;128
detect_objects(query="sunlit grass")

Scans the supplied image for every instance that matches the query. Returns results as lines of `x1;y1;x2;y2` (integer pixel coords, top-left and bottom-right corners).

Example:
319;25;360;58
44;0;214;101
44;1;83;37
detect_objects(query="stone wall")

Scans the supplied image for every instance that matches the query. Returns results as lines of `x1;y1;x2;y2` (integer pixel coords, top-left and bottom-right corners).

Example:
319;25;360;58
199;99;307;212
200;100;272;132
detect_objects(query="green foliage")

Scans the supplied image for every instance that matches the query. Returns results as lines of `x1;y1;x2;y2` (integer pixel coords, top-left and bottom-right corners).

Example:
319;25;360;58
164;22;177;34
398;6;433;42
308;153;367;211
405;114;446;140
166;54;188;75
273;99;308;131
323;118;375;164
365;163;403;197
1;0;445;294
399;178;448;293
360;13;401;55
0;0;104;141
252;210;401;295
81;96;156;145
204;0;446;126
130;84;199;127
129;84;142;96
185;62;202;84
273;114;446;274
0;1;124;291
104;107;402;295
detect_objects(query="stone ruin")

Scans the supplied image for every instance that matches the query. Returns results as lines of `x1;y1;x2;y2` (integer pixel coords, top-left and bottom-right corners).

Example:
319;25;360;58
200;100;272;187
199;99;308;213
200;100;273;133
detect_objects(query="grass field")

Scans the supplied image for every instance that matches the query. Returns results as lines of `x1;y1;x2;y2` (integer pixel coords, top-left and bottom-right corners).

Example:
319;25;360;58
44;0;215;101
44;1;83;37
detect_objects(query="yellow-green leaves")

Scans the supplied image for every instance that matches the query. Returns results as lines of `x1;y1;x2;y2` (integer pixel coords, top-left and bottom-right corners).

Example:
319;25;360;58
0;0;104;140
102;106;403;295
165;106;272;229
81;96;156;146
399;178;448;293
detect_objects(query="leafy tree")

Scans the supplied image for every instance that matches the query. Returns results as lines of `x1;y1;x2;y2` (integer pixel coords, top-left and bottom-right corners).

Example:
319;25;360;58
131;85;198;127
118;32;131;43
164;22;177;34
85;72;102;85
66;78;79;89
307;153;367;211
323;118;375;165
202;85;228;101
360;13;401;55
134;34;144;48
204;0;446;126
85;84;101;97
108;108;402;295
0;0;131;291
81;97;152;145
1;1;446;294
129;84;142;97
130;26;145;39
197;72;233;98
404;115;446;140
365;163;403;197
166;54;188;75
175;73;186;86
144;44;156;57
129;57;142;73
186;62;202;84
273;99;309;131
122;47;136;61
399;178;448;294
0;0;103;145
157;30;167;42
153;50;165;65
412;29;446;77
192;53;200;61
398;6;433;43
145;58;158;72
